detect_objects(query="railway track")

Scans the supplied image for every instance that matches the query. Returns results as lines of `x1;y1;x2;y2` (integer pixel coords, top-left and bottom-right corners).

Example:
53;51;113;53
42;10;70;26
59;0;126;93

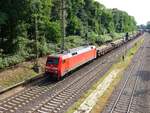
129;34;150;113
102;40;145;113
0;35;142;113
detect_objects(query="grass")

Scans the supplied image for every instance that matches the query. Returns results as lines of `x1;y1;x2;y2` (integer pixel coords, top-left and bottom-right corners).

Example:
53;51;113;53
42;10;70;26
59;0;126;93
0;57;47;89
66;38;144;113
0;68;37;88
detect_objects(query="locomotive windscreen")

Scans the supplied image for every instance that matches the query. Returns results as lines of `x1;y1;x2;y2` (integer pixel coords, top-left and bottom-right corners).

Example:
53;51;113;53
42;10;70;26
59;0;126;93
47;58;59;65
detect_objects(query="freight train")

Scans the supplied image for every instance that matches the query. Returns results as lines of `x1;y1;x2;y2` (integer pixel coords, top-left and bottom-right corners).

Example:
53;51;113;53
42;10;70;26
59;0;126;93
45;32;143;80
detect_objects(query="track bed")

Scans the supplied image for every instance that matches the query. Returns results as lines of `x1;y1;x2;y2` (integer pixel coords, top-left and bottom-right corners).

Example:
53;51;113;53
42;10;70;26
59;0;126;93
102;33;150;113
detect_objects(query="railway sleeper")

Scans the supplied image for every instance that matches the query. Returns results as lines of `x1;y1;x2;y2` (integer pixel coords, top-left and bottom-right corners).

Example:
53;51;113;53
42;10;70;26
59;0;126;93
46;103;58;108
43;104;55;109
52;98;63;103
3;104;13;108
48;100;60;105
11;100;21;104
0;106;8;111
21;94;32;98
7;102;16;106
56;95;67;99
25;92;36;96
116;105;128;110
37;109;49;113
40;107;51;112
15;97;25;102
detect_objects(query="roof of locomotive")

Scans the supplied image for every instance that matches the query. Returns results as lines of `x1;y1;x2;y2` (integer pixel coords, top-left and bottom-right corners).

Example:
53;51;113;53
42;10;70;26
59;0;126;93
48;45;96;59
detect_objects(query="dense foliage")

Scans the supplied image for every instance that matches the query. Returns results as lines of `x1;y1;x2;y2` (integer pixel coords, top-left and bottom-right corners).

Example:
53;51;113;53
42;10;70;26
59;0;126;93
0;0;137;68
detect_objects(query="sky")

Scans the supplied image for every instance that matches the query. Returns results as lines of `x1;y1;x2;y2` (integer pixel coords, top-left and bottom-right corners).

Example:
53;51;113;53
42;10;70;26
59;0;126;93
95;0;150;25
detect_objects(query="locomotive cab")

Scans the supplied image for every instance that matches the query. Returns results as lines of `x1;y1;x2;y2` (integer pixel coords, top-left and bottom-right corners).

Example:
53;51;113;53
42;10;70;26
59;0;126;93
45;56;60;78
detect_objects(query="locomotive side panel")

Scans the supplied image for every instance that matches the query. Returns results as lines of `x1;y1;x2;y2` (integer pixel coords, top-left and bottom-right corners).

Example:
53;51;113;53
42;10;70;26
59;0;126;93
60;48;96;77
59;57;70;77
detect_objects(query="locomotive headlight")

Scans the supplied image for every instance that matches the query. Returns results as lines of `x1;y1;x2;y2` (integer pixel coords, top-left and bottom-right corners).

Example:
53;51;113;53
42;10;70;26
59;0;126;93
45;68;49;72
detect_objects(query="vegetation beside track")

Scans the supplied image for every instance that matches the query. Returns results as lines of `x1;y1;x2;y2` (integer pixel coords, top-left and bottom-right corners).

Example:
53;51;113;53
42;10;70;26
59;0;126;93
0;68;36;89
0;57;47;90
0;0;137;69
66;38;144;113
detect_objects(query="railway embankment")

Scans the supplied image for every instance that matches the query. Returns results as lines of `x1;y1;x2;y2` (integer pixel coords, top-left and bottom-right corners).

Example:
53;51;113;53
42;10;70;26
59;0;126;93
0;57;47;91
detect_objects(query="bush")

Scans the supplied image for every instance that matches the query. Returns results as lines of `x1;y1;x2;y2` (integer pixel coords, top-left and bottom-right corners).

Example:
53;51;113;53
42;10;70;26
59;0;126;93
46;21;61;43
66;16;82;35
87;31;99;44
95;34;112;45
38;37;49;56
0;55;25;69
0;57;4;69
5;55;24;66
109;32;125;40
64;36;85;49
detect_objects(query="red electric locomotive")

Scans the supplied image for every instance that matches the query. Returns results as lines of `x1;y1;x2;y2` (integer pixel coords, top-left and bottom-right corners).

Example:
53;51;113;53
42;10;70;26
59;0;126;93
45;45;97;80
